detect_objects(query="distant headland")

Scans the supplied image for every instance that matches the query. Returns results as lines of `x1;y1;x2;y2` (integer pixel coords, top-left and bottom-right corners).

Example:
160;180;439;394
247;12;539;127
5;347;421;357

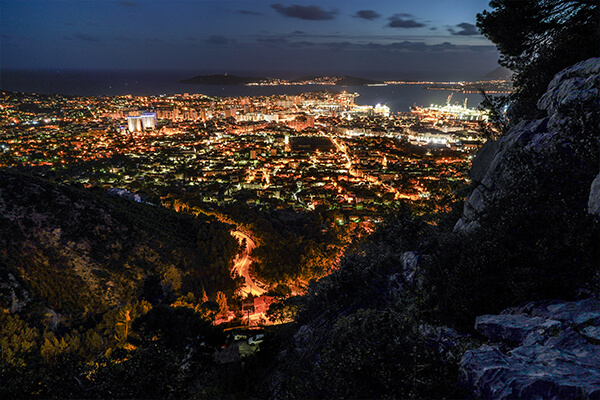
180;74;384;87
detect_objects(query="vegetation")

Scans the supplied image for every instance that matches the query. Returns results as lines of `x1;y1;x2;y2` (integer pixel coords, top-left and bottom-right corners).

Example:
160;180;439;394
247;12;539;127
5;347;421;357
165;196;350;288
476;0;599;124
0;170;241;318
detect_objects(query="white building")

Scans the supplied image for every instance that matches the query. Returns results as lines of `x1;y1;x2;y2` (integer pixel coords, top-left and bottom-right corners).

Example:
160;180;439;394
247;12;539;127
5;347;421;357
140;112;157;129
127;116;142;132
127;112;157;132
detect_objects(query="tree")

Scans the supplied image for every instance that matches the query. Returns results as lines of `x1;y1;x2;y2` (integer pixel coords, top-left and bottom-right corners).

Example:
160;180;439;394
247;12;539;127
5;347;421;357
0;311;39;366
478;89;509;136
477;0;599;124
215;291;229;317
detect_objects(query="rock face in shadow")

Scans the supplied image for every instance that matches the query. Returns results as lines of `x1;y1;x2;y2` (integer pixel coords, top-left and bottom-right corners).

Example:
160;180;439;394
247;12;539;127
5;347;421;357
461;298;600;400
589;172;600;217
457;58;600;399
455;58;600;232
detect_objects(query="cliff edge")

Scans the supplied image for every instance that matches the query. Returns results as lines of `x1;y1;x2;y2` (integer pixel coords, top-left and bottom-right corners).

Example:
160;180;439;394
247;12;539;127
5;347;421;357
455;57;600;233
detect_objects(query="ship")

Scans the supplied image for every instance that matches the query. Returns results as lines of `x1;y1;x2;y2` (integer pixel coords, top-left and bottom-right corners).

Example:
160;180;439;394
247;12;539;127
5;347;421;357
410;93;489;122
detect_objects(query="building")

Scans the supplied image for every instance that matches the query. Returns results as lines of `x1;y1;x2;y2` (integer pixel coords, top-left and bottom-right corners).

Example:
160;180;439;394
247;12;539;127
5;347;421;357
140;112;157;129
127;112;156;132
127;116;142;132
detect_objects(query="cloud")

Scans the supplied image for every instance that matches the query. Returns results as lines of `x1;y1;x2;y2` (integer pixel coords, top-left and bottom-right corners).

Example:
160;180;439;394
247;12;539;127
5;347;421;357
279;39;491;54
449;22;479;36
292;30;306;35
387;14;425;28
119;1;138;6
353;10;381;20
289;41;318;48
328;41;353;49
257;37;289;47
237;10;263;16
65;32;100;42
204;35;236;45
368;41;427;52
271;4;337;20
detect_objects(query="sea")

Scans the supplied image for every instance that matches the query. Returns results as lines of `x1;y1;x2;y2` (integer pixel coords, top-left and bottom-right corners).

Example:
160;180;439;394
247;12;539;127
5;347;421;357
0;69;484;114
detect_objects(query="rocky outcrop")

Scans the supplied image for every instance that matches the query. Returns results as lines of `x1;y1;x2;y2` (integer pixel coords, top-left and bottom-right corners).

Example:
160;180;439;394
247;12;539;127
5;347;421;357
475;313;561;344
455;58;600;232
589;172;600;218
0;269;30;313
460;298;600;399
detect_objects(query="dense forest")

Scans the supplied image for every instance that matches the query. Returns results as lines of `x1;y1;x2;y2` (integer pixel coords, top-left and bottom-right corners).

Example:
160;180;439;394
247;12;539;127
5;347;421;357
163;194;357;290
0;170;248;397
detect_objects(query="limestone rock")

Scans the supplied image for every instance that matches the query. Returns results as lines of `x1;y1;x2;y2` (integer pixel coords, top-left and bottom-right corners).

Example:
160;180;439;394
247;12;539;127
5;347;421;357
538;57;600;131
400;251;419;283
589;172;600;217
0;271;30;313
455;58;600;233
461;299;600;399
475;314;561;344
515;298;600;326
294;324;313;352
581;326;600;342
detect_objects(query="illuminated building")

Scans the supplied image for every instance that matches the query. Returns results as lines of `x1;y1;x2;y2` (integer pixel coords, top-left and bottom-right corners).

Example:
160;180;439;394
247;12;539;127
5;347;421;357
140;113;157;129
374;104;390;117
127;112;156;132
127;116;142;132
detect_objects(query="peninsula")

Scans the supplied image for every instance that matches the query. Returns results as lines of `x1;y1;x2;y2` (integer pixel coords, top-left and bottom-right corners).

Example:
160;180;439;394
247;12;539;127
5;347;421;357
180;74;384;86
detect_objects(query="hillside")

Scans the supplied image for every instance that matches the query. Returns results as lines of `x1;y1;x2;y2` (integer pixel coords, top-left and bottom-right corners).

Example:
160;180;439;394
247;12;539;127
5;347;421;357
180;74;383;86
481;66;513;80
0;171;240;317
290;75;384;85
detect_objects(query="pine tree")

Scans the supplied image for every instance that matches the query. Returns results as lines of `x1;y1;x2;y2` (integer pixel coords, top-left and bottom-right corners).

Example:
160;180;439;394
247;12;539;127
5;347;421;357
476;0;599;124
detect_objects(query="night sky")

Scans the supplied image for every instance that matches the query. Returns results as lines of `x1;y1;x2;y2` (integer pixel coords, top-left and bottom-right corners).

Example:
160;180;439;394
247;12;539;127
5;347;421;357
1;0;500;80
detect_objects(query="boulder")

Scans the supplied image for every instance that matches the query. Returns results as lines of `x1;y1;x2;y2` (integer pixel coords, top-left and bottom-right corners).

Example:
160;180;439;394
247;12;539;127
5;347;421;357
0;271;30;313
589;172;600;218
475;314;560;344
514;298;600;326
400;251;419;284
461;299;600;399
538;57;600;132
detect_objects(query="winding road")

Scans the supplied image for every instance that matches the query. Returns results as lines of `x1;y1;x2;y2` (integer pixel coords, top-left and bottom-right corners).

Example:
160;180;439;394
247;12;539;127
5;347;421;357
231;231;266;296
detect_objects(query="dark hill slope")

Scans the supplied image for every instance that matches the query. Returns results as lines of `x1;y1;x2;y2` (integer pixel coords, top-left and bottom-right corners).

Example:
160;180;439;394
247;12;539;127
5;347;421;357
0;171;239;316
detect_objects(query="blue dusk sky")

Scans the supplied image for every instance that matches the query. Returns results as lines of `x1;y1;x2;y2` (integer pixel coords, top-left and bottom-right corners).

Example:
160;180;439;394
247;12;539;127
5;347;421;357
1;0;501;80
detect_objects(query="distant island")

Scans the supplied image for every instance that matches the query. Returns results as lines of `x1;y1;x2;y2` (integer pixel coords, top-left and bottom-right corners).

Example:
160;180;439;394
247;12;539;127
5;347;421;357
180;74;384;87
